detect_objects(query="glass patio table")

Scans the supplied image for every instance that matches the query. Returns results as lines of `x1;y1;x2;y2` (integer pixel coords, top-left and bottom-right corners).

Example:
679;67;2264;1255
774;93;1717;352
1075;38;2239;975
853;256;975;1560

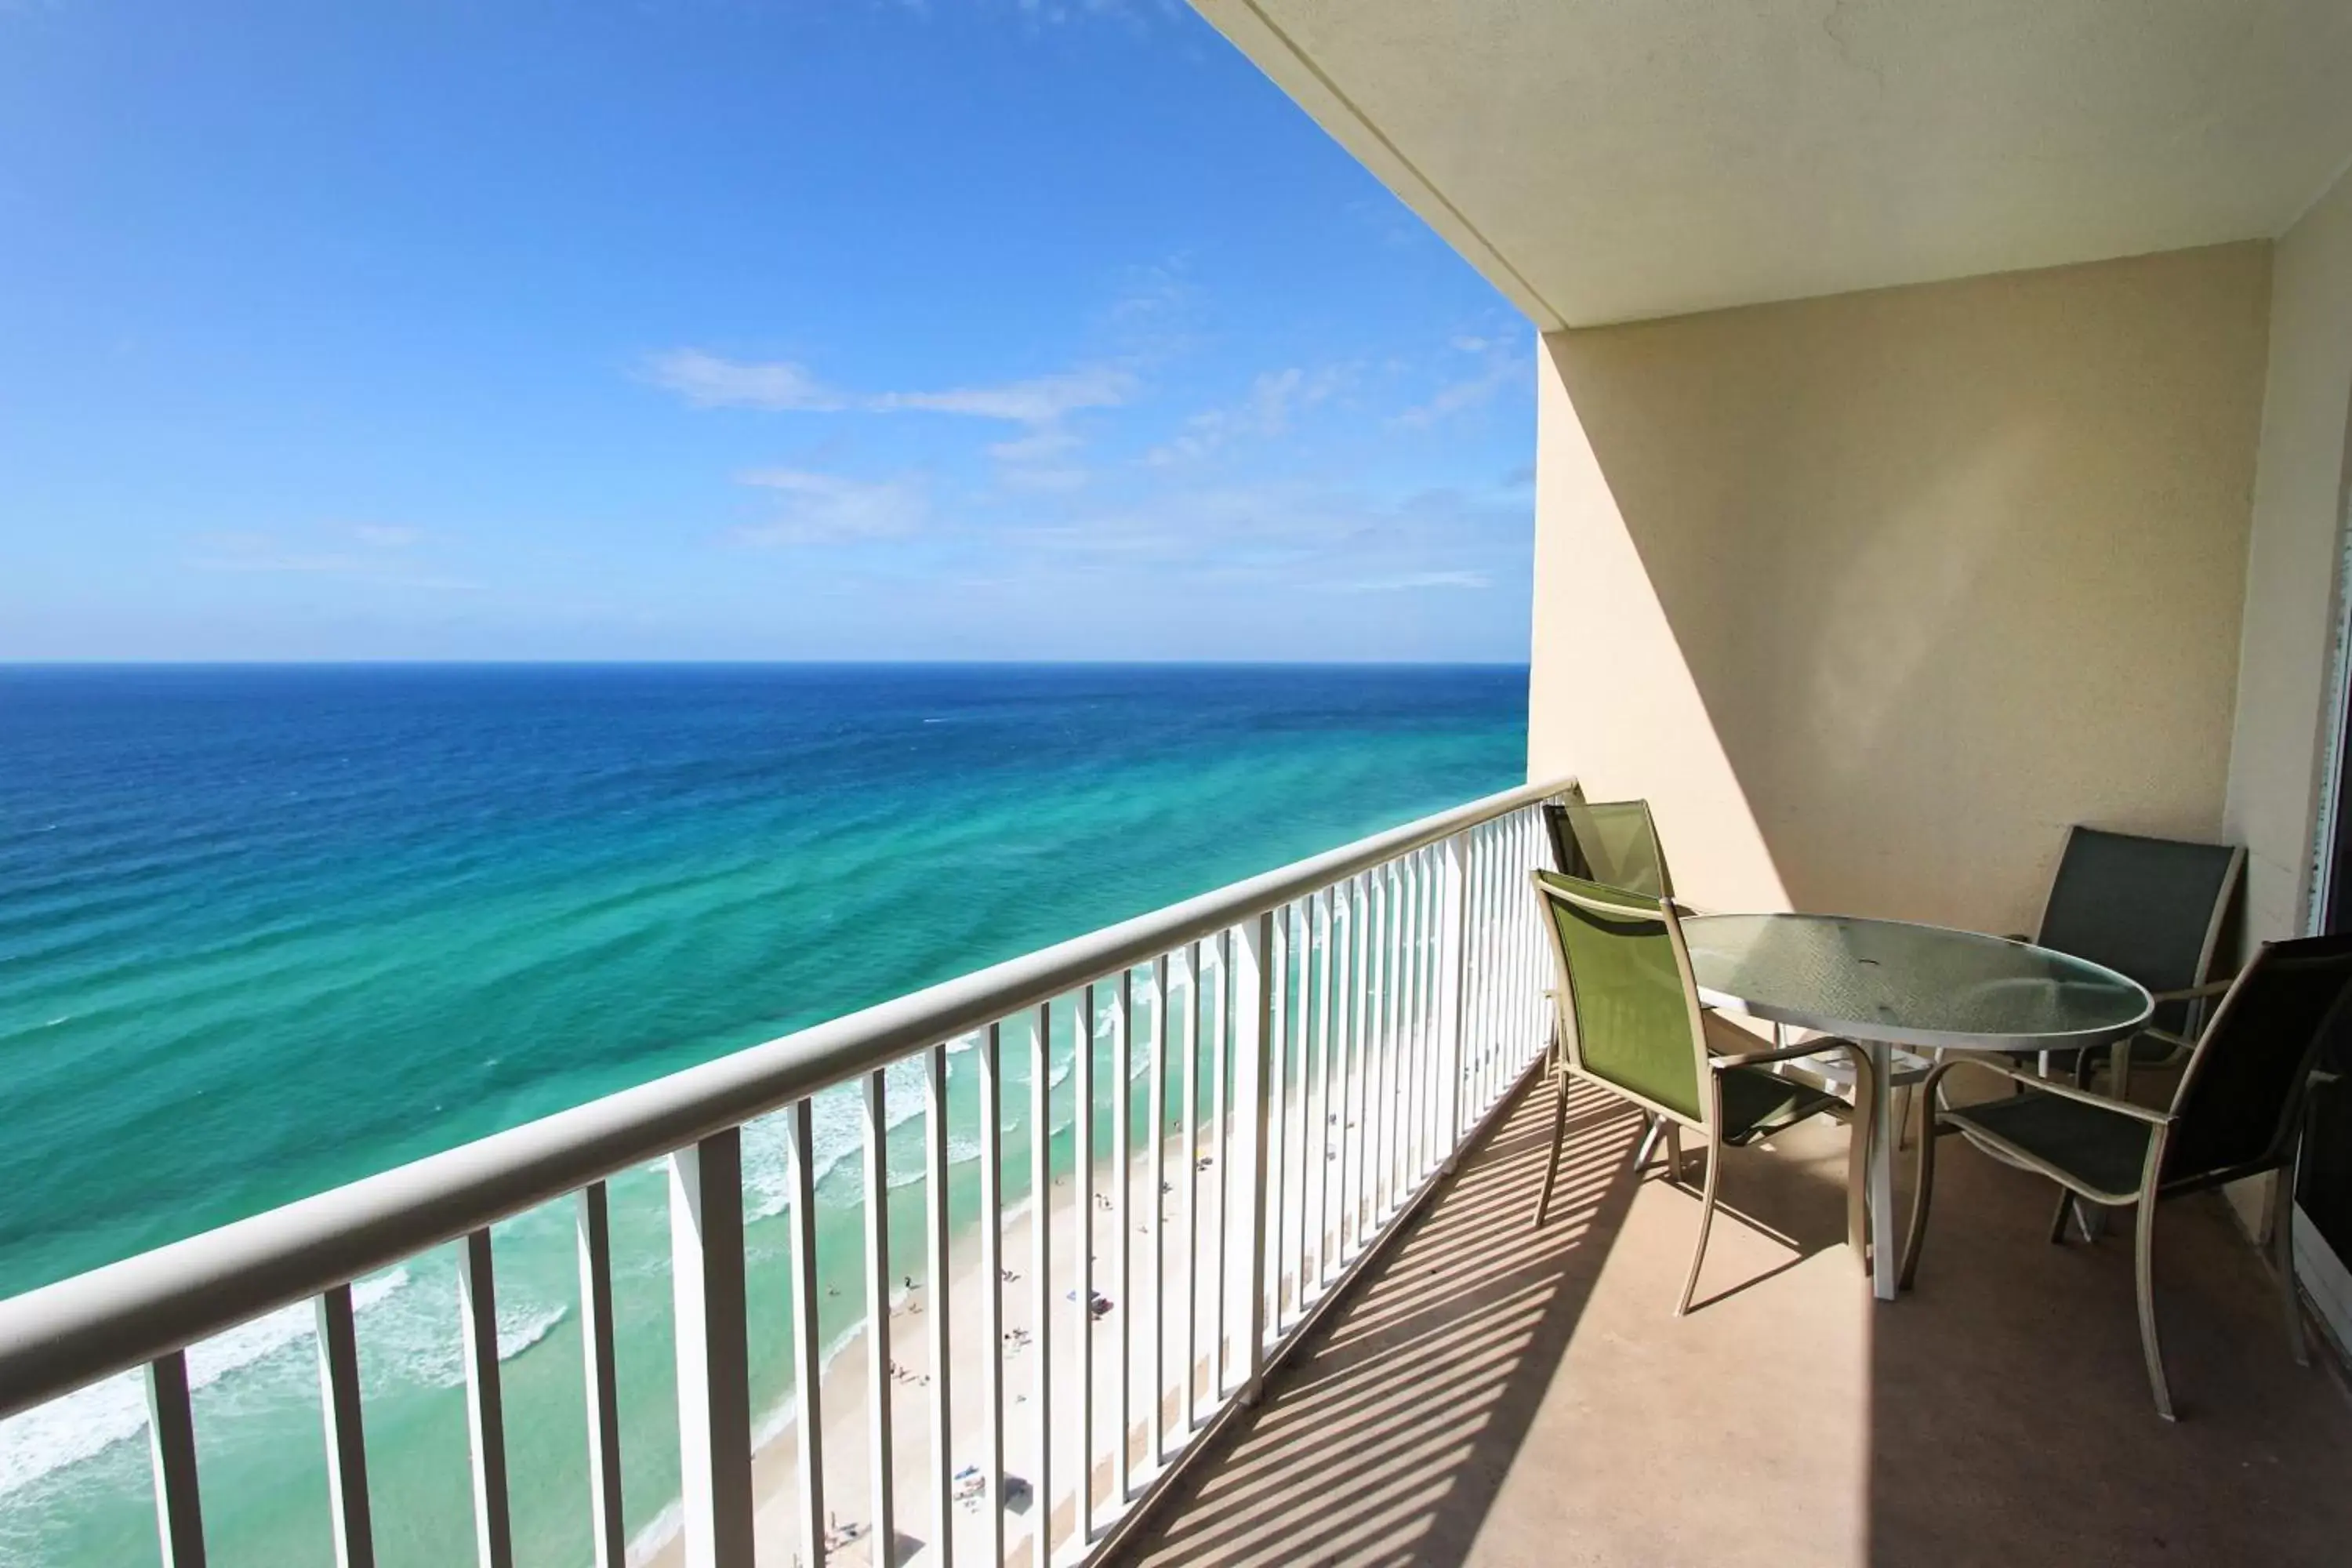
1680;913;2152;1301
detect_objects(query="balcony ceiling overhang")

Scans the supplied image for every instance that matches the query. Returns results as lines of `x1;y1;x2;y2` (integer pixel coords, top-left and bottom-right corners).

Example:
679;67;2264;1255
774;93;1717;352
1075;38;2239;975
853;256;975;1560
1193;0;2352;328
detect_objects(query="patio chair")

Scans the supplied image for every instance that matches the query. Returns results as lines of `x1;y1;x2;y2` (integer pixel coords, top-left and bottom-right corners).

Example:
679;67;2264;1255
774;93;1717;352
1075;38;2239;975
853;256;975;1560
2027;826;2244;1096
1900;933;2352;1419
1542;787;1676;901
1530;869;1875;1315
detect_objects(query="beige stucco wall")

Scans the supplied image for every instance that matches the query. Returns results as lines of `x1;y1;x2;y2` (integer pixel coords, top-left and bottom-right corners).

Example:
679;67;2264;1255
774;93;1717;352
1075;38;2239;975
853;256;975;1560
1528;244;2272;936
2223;165;2352;949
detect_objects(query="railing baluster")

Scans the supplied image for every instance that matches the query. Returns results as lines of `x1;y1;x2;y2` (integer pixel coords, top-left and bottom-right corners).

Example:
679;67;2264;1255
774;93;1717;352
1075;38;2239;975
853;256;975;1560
1414;851;1437;1181
1515;808;1534;1081
925;1043;954;1568
1308;889;1334;1294
1479;820;1504;1112
1374;865;1383;1222
1280;902;1306;1331
1355;879;1374;1260
1423;848;1445;1172
576;1184;627;1568
1504;812;1523;1083
1437;836;1468;1161
786;1104;826;1568
1400;855;1425;1195
1112;970;1133;1505
670;1131;753;1568
1395;859;1415;1200
1518;809;1540;1069
978;1023;1006;1568
1233;910;1275;1396
1145;957;1168;1471
1178;943;1200;1433
1209;932;1231;1399
1407;856;1426;1188
1029;1002;1054;1568
144;1350;205;1568
459;1229;515;1568
860;1070;897;1568
1261;907;1285;1338
1074;982;1096;1544
315;1283;374;1568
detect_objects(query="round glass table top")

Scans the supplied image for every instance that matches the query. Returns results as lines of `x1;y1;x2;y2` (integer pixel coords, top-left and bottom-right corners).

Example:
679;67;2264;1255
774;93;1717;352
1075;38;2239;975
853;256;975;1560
1682;913;2152;1052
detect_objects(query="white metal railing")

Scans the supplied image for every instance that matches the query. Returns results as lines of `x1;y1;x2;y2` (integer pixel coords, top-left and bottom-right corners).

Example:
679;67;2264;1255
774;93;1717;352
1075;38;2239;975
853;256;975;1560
0;778;1570;1568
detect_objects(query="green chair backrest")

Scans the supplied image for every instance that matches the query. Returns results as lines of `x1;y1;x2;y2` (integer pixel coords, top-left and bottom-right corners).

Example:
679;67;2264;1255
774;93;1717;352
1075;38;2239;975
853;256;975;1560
1532;869;1705;1122
1543;793;1675;900
2163;933;2352;1189
2038;826;2242;1041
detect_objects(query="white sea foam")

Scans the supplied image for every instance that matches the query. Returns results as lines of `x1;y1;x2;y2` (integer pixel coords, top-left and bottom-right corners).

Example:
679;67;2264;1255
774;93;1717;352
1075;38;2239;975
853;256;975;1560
625;1499;684;1568
0;1266;412;1499
742;1055;937;1220
492;1301;569;1363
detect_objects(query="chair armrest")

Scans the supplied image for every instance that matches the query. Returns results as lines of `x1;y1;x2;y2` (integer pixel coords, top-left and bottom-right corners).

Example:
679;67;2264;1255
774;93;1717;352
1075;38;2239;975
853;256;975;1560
1709;1038;1864;1072
2150;979;2233;1004
1928;1057;2175;1127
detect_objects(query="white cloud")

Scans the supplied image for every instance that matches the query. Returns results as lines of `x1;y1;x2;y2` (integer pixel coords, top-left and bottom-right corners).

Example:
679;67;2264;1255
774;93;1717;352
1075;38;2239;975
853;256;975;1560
1146;365;1347;466
188;529;477;590
350;524;422;549
734;468;927;546
1325;569;1492;593
646;350;848;412
987;427;1090;492
1392;335;1526;430
649;351;1132;428
1392;364;1515;430
869;365;1135;424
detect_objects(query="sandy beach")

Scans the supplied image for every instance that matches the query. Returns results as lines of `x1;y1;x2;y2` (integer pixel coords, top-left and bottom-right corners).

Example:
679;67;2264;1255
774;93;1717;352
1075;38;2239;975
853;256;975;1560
652;1115;1265;1568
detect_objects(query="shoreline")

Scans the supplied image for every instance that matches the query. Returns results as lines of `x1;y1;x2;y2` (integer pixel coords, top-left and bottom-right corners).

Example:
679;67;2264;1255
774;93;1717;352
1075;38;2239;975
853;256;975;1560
651;1121;1236;1568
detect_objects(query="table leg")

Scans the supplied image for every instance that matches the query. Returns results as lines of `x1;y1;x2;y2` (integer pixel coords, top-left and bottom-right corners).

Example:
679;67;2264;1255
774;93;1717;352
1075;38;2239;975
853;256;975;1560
1870;1039;1897;1301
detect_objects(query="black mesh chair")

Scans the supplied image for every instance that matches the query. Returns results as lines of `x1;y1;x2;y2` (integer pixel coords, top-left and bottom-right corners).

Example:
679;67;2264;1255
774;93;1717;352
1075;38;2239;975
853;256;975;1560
1901;934;2352;1418
2030;826;2245;1095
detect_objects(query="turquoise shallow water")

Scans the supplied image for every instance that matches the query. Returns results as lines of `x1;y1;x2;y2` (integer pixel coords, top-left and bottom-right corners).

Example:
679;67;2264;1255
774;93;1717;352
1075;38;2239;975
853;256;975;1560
0;662;1526;1566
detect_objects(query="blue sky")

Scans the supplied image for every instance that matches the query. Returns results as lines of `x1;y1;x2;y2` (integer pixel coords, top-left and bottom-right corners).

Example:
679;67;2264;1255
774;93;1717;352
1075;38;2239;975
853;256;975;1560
0;0;1535;662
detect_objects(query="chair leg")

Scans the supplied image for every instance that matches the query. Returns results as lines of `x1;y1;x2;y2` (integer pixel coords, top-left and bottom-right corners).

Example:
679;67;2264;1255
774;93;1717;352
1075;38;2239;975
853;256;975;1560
1900;1098;1938;1288
2135;1197;2176;1421
2274;1174;2311;1369
1664;1123;1683;1189
1631;1112;1664;1174
1676;1137;1721;1317
1531;1067;1570;1229
2048;1187;2074;1245
1849;1094;1873;1273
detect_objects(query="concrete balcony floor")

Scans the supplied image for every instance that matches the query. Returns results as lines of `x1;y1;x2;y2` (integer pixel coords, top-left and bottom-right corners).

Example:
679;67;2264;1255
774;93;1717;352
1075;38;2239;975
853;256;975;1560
1119;1073;2352;1567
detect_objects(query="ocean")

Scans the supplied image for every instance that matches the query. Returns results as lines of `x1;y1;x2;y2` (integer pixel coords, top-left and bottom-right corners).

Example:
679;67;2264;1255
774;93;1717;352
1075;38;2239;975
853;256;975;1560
0;662;1528;1567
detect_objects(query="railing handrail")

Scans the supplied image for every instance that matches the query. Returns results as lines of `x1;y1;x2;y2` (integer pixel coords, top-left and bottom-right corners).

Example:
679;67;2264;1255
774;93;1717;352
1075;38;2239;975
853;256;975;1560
0;774;1572;1419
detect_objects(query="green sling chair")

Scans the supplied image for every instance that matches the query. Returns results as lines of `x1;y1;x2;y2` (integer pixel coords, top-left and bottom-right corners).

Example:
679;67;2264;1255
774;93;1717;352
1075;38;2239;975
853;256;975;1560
1529;869;1875;1316
1542;788;1679;903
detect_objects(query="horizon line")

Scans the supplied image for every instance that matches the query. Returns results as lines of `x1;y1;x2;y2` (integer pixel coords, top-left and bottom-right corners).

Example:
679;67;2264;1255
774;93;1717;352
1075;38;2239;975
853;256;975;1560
0;656;1534;670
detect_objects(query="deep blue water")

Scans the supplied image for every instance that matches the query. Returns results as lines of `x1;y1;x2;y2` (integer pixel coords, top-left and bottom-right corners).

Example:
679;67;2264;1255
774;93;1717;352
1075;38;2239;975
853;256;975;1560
0;662;1526;1566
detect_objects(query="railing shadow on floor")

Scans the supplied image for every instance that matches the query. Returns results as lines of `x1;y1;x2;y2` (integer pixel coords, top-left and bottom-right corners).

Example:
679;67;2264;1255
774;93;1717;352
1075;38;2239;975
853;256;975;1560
1119;1080;1655;1568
